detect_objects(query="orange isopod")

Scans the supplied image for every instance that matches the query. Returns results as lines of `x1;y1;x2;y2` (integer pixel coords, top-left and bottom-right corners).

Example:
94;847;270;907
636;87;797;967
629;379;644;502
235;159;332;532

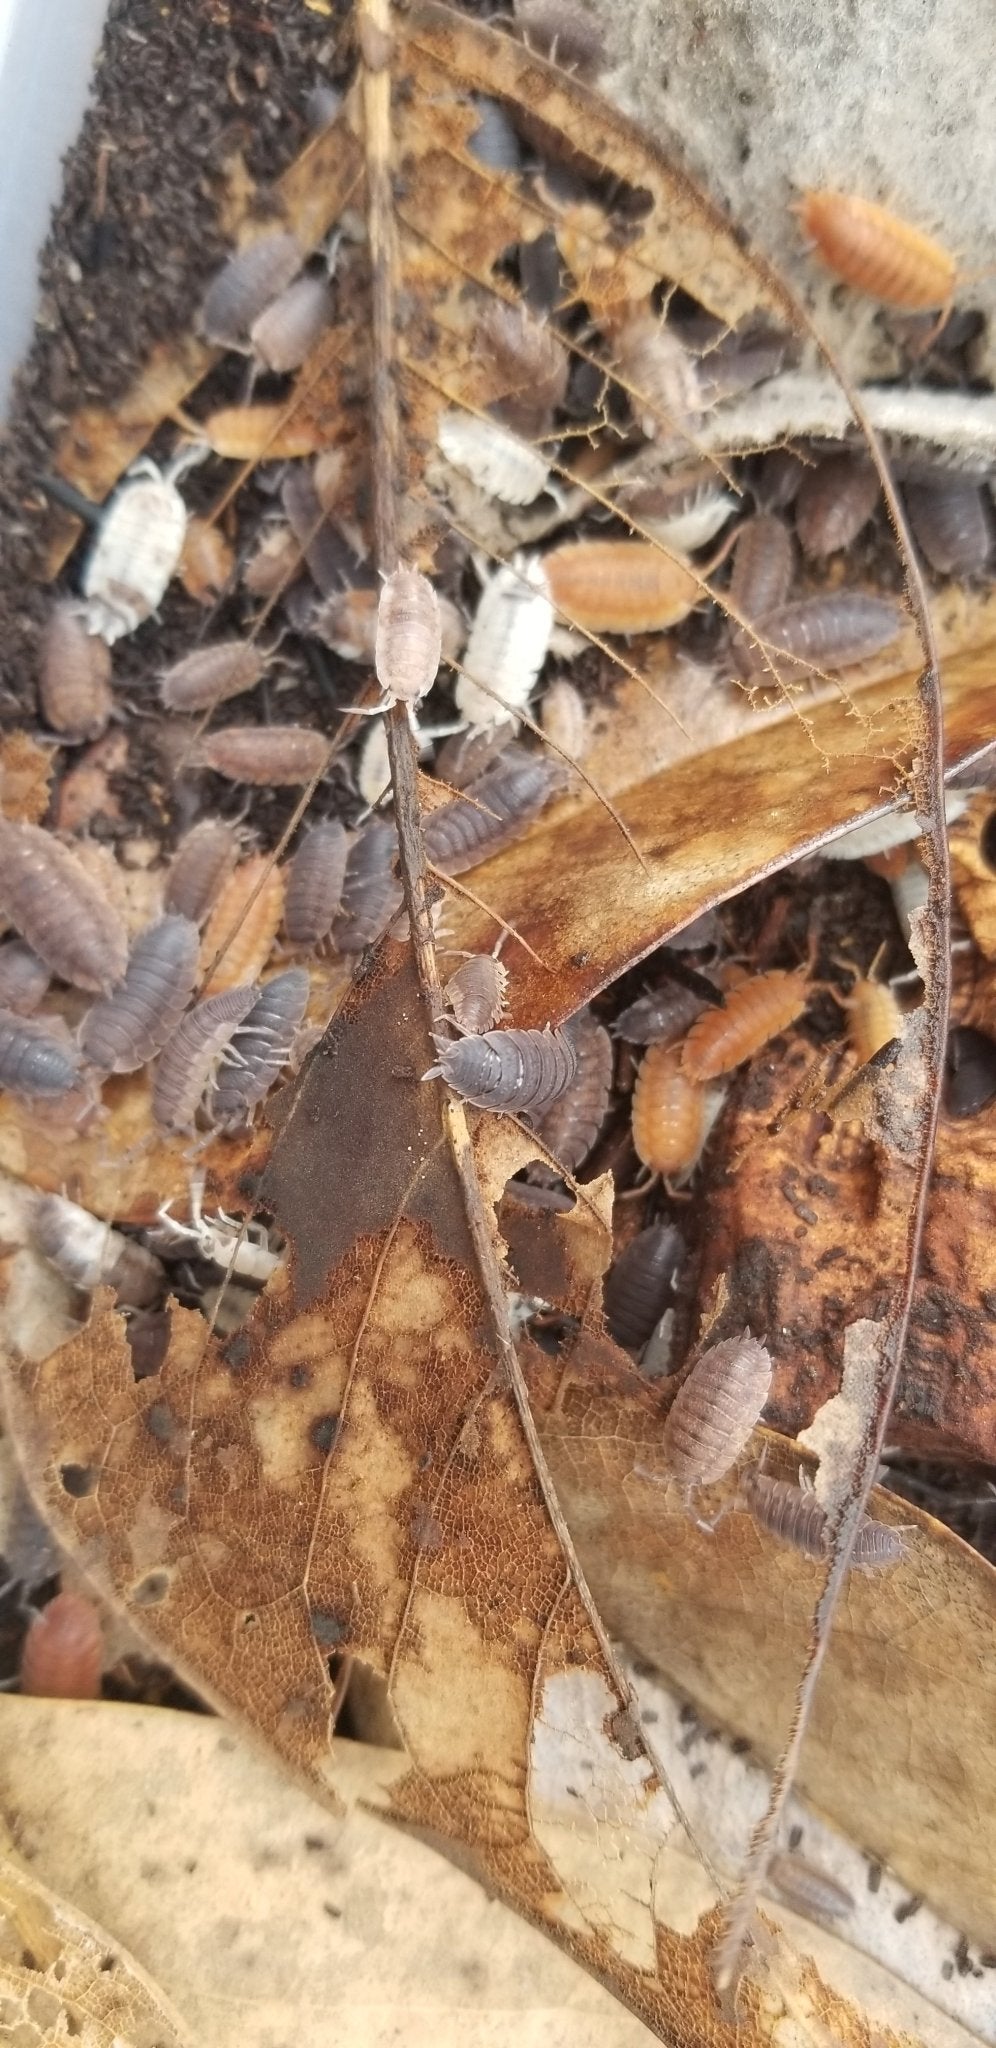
797;191;957;311
20;1589;104;1700
199;853;285;996
680;966;810;1081
631;1042;709;1181
542;539;700;634
837;964;905;1066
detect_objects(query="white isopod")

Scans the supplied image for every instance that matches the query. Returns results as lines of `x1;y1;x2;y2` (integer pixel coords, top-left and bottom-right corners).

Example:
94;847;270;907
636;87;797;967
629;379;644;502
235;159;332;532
455;556;554;730
82;454;197;643
437;411;551;506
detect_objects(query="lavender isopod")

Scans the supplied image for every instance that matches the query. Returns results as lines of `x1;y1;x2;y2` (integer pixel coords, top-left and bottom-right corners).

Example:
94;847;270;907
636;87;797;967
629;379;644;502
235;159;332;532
165;819;241;926
0;1009;84;1101
211;968;311;1129
249;272;333;374
603;1223;685;1352
423;748;564;875
375;566;442;706
151;983;259;1134
199;228;303;348
444;954;509;1034
39;601;114;740
533;1009;612;1170
158;639;267;712
425;1024;578;1115
663;1330;773;1501
740;1464;906;1568
192;725;330;786
79;915;201;1073
794;453;879;559
730;592;904;682
333;820;403;952
614;983;710;1046
0;941;51;1015
905;476;992;576
0;820;128;993
728;513;795;620
284;820;350;946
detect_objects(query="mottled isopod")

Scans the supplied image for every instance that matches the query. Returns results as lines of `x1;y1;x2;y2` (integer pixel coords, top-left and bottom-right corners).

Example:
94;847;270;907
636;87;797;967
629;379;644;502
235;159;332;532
19;1590;104;1701
422;747;564;875
192;725;330;785
33;1191;163;1307
603;1223;685;1352
375;566;442;705
284;820;350;946
152;982;260;1133
39;601;114;740
199;228;303;347
211;967;311;1129
249;270;333;373
159;639;268;712
794;453;880;559
165;819;241;926
333;819;403;952
0;1008;84;1101
437;411;551;506
612;314;702;440
797;190;957;311
82;461;188;643
729;592;904;683
681;966;810;1081
0;940;50;1015
615;983;709;1046
200;854;285;996
768;1852;855;1923
533;1009;612;1170
0;820;128;993
543;539;700;634
728;513;795;620
79;915;201;1073
456;557;554;729
631;1043;710;1181
425;1024;578;1114
904;477;992;575
663;1330;773;1498
740;1463;905;1567
444;953;509;1033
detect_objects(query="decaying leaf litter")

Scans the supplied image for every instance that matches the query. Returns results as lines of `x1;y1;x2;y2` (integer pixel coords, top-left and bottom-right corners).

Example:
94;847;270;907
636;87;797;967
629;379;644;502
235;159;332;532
0;0;996;2040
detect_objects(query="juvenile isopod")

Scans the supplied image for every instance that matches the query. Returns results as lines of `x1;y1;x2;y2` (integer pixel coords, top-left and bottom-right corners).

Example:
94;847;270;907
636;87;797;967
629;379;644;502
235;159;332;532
281;463;356;599
199;854;285;996
456;557;554;729
158;639;268;713
614;983;710;1046
33;1191;164;1307
249;270;333;373
151;982;260;1133
835;960;905;1067
422;748;565;875
543;539;700;634
333;819;403;952
437;411;551;506
82;459;189;643
243;523;304;599
750;446;806;512
38;601;113;740
768;1852;855;1923
662;1330;773;1503
433;722;516;790
284;820;350;946
512;0;606;77
631;1043;710;1181
0;1008;84;1102
616;472;736;553
740;1463;906;1568
425;1024;578;1114
603;1222;685;1353
375;566;442;707
211;967;311;1129
729;592;904;683
533;1009;612;1171
796;190;957;311
728;513;795;621
79;915;201;1073
680;966;811;1081
794;453;880;559
540;677;588;768
611;314;703;440
444;953;509;1033
0;940;51;1015
178;517;235;606
192;725;330;785
165;819;241;927
0;820;128;993
904;476;992;576
199;227;304;347
477;300;569;429
19;1589;104;1701
355;721;392;809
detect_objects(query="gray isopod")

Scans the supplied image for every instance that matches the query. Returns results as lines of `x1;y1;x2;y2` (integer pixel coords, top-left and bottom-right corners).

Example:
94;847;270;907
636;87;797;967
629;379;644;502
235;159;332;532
794;453;879;559
425;1024;578;1114
0;820;128;993
151;983;260;1133
728;513;795;619
79;915;201;1074
158;639;267;712
905;476;992;575
730;592;904;682
0;1008;84;1101
740;1464;906;1568
284;820;350;946
199;229;304;349
444;953;509;1033
333;820;403;953
0;941;51;1016
249;272;333;373
211;968;311;1129
533;1009;612;1170
663;1330;773;1499
422;747;564;875
165;819;241;926
768;1851;855;1923
603;1223;685;1352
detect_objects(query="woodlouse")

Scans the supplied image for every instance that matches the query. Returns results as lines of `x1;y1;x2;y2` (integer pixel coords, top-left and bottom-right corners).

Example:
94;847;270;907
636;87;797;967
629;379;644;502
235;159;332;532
663;1330;773;1499
631;1043;710;1181
797;190;957;311
904;477;992;576
615;982;709;1046
794;454;880;559
437;411;551;506
611;315;702;440
0;1009;84;1101
82;460;189;643
740;1464;906;1568
211;967;311;1129
533;1009;612;1170
426;1024;579;1114
681;966;811;1081
39;601;114;741
444;953;510;1034
751;447;806;512
477;300;569;431
199;854;285;996
729;592;904;683
33;1191;164;1307
433;722;515;790
422;748;564;875
19;1590;104;1701
468;95;523;171
281;463;356;599
617;473;736;553
165;819;241;926
540;677;588;767
768;1852;855;1923
836;963;905;1066
355;721;393;810
192;726;330;785
199;228;303;348
728;513;795;621
0;820;128;993
0;941;51;1016
79;915;201;1073
375;566;442;707
178;517;235;606
158;639;268;713
456;558;554;729
603;1222;685;1353
151;982;259;1133
945;1026;996;1117
543;538;700;634
333;820;403;952
284;821;350;946
249;271;333;373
